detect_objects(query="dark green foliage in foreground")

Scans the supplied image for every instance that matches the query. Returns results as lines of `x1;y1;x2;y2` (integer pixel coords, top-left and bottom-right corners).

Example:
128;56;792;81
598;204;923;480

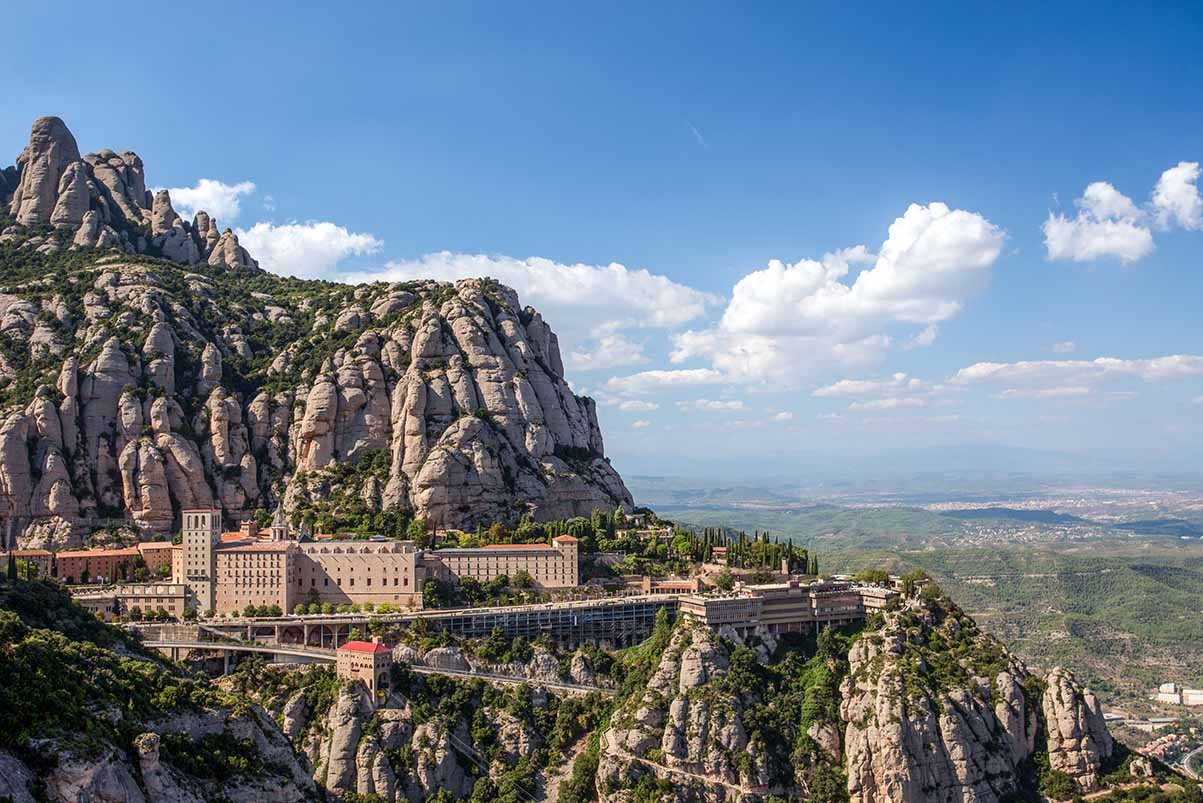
0;579;221;754
158;732;264;779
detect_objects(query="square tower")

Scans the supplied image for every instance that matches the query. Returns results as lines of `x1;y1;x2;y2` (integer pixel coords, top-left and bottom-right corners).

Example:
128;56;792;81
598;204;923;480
552;534;580;586
179;509;221;613
336;638;392;702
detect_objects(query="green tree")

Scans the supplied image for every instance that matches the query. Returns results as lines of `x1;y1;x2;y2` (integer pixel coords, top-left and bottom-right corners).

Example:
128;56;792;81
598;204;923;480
422;578;448;609
853;568;890;586
407;518;431;547
512;569;533;589
714;570;735;591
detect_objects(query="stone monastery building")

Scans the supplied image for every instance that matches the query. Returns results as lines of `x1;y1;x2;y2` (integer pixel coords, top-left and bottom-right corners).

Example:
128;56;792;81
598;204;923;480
174;508;580;614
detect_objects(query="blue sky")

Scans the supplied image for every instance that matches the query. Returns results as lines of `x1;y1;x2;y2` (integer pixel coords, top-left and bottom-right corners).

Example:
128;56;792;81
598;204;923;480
5;2;1203;477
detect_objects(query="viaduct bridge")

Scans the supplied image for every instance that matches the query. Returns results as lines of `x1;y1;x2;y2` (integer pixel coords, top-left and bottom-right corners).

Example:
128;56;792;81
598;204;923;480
133;594;680;651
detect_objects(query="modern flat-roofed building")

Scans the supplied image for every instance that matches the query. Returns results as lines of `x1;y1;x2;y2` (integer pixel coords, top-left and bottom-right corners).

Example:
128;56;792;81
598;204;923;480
73;583;189;621
215;541;297;613
679;580;898;636
294;540;425;610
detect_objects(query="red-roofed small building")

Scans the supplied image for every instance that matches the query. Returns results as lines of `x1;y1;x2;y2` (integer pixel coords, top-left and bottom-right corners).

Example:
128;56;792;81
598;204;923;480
336;637;392;699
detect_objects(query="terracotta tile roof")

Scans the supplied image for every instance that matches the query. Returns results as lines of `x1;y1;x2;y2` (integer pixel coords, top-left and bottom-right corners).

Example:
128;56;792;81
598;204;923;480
137;541;174;550
56;547;139;558
481;543;555;550
552;535;579;544
2;549;52;556
338;640;390;654
218;541;295;553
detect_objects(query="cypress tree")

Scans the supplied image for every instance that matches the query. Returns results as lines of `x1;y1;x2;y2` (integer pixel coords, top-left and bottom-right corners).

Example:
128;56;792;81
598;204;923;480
6;551;15;581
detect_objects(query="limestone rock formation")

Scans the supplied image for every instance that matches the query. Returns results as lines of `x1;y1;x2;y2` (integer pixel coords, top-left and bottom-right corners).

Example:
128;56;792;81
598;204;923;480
0;708;317;803
597;598;1119;803
1042;666;1114;791
1;275;629;543
9;116;81;226
3;116;256;268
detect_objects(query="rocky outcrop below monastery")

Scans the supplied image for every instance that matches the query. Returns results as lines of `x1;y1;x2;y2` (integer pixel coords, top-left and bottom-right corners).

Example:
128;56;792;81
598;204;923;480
239;643;611;802
0;117;632;546
0;708;316;803
597;596;1145;803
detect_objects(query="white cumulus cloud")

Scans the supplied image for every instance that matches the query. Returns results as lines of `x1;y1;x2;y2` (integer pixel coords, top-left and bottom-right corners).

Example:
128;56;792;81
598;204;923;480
617;400;659;412
951;355;1203;385
631;419;651;429
569;333;648;372
849;397;929;411
676;399;746;412
237;221;383;279
604;368;725;395
995;386;1091;400
1043;182;1153;264
1045;162;1203;263
813;372;927;397
161;178;256;223
1152;161;1203;230
669;202;1004;385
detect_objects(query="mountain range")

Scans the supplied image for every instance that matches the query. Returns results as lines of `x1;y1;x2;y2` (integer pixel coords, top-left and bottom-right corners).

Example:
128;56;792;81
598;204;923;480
0;116;631;549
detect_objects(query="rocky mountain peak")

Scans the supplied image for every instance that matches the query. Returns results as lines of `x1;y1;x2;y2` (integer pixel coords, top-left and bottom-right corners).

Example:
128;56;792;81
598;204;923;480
1;115;257;270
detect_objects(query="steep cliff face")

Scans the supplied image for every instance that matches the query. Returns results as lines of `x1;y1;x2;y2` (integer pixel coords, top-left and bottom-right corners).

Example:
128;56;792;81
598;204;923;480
596;598;1141;803
0;117;632;544
837;599;1114;803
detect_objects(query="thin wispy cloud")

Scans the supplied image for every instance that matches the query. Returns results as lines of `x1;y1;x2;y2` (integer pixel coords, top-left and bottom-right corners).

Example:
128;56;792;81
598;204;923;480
687;121;708;148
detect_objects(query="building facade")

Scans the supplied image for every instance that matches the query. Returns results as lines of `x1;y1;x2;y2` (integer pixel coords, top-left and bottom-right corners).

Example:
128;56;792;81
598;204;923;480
336;638;392;700
426;536;580;589
73;583;189;621
678;580;898;635
181;509;223;612
171;517;582;616
1;549;53;578
56;547;140;584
